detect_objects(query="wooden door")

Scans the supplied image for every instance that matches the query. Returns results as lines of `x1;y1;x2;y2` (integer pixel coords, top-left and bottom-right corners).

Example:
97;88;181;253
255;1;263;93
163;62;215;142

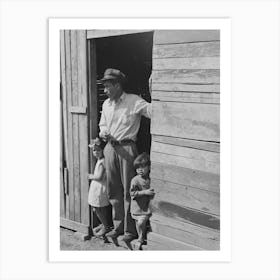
150;30;220;250
60;30;90;235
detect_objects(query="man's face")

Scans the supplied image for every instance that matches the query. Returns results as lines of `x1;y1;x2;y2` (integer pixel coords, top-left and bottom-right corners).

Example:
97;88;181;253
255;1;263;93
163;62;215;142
103;80;119;100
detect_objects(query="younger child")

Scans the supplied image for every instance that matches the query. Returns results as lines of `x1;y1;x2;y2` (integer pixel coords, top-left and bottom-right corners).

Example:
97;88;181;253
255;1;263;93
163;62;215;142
88;138;111;237
130;152;155;250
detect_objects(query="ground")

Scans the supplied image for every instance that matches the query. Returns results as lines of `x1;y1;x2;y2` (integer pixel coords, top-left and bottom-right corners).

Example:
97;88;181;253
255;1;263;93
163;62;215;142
60;227;126;251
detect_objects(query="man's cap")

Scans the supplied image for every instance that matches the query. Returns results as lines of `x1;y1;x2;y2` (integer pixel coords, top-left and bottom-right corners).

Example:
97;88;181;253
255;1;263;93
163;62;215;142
97;68;126;84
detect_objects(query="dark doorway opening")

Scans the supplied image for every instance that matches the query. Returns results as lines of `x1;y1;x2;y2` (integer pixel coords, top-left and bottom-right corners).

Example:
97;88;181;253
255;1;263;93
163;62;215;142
95;31;153;154
89;32;153;231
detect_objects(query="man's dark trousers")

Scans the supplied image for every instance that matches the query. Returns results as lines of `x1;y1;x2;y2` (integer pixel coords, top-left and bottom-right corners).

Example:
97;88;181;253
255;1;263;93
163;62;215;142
104;142;138;236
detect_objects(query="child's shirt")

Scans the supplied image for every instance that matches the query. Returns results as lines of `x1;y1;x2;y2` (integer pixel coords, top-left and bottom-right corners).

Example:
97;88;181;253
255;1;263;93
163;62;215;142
130;175;152;216
88;158;109;207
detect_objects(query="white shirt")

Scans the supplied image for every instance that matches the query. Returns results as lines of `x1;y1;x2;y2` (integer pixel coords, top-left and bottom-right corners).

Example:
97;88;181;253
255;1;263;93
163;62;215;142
99;92;151;141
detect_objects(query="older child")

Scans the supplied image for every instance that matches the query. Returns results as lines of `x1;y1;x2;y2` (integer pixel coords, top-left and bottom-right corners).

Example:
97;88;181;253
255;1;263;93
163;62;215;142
88;138;111;237
130;152;155;250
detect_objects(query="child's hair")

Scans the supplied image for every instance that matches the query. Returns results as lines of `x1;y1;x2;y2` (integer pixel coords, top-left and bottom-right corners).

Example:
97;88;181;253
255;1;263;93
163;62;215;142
133;152;151;168
88;137;106;150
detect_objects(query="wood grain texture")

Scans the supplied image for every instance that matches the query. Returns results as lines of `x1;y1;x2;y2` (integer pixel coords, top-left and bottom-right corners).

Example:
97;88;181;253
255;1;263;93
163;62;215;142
146;232;202;250
152;135;220;153
77;30;90;226
153;41;220;58
64;168;70;219
87;29;152;39
150;161;220;193
69;106;87;114
60;31;69;165
151;142;220;174
152;69;220;84
151;101;220;142
152;83;220;93
65;30;74;220
70;30;81;223
152;91;220;104
60;218;90;235
151;178;219;216
88;40;99;141
153;57;220;70
60;99;65;218
154;30;220;44
150;214;220;250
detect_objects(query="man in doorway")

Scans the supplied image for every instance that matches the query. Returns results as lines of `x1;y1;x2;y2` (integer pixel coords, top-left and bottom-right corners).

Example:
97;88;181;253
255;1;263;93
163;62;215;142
98;68;152;244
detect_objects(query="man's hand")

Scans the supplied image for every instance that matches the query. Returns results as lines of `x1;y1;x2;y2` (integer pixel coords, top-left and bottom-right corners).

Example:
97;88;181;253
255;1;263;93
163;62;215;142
100;131;110;142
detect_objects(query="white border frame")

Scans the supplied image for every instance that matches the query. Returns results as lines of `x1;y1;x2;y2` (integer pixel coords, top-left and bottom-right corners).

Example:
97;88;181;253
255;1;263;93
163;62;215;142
49;18;231;262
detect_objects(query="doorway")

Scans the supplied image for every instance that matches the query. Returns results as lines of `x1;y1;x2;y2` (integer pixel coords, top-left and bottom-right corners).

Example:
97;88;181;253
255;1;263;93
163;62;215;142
95;31;153;154
88;31;154;231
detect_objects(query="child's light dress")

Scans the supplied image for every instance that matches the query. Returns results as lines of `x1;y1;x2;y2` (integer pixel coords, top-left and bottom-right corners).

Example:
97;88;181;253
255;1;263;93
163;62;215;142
88;158;109;207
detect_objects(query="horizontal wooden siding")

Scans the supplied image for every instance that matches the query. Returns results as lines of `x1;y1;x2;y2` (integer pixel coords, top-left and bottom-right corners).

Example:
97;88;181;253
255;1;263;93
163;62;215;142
150;30;220;250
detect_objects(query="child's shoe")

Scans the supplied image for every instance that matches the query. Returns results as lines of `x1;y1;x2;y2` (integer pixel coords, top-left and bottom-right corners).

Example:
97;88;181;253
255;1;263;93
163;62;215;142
134;240;144;250
122;234;137;250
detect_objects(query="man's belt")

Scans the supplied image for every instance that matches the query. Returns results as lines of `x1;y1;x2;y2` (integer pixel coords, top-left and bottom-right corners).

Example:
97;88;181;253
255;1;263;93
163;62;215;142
109;139;135;147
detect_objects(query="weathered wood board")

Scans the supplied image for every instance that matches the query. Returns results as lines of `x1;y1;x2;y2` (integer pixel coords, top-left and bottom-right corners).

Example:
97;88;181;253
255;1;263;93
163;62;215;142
153;41;220;58
151;144;219;175
152;69;220;84
87;29;152;39
154;30;220;44
149;29;220;250
77;30;90;226
152;91;220;104
151;178;220;216
153;57;220;70
152;135;220;153
150;214;220;250
151;161;220;193
60;30;89;231
151;101;220;142
64;30;75;221
152;83;220;93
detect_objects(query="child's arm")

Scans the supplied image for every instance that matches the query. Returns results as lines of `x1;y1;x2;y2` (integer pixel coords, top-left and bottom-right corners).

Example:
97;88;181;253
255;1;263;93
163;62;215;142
88;162;105;181
130;180;155;199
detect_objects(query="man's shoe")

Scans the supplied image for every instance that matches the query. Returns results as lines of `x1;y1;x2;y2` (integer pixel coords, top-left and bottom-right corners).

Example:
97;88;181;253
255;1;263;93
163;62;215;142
105;230;123;239
105;230;123;247
95;226;111;237
92;224;103;236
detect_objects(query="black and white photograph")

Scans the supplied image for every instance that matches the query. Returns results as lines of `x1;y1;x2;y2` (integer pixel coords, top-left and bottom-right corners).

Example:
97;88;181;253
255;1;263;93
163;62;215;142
57;25;226;254
1;0;280;279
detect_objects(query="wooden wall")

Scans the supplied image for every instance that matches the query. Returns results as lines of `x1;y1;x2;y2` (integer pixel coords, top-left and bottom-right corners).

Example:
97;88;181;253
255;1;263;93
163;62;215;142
60;30;90;234
150;30;220;250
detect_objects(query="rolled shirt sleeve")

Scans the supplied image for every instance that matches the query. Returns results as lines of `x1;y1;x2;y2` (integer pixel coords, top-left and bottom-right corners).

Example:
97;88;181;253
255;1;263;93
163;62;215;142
99;107;108;138
135;96;151;119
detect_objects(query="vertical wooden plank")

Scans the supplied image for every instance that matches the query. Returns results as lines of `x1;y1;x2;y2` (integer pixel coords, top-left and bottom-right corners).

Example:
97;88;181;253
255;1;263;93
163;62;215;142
60;30;67;218
88;39;99;228
60;30;69;165
60;96;65;218
78;30;90;225
65;30;74;220
88;39;98;174
88;40;98;141
71;30;81;222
